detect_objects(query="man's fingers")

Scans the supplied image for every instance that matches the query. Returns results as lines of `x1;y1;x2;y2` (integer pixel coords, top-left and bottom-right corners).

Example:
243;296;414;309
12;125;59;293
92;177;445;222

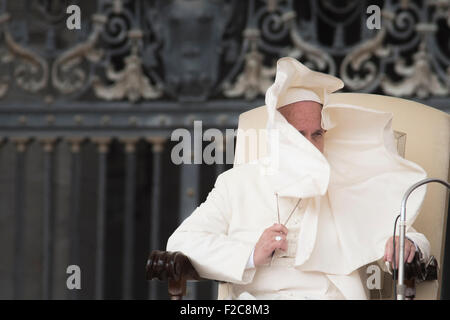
262;231;283;244
276;238;288;251
384;240;389;261
384;237;417;268
395;241;400;267
393;240;415;266
269;239;287;252
270;230;289;239
277;240;288;252
256;223;295;263
270;224;289;235
269;233;285;242
262;228;288;243
407;244;416;263
255;224;291;266
386;242;393;262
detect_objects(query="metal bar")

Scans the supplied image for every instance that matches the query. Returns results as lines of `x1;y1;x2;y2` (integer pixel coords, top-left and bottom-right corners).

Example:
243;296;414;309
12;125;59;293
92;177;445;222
210;136;227;300
397;178;450;300
177;135;201;300
68;138;83;300
12;138;28;300
147;137;165;300
215;136;227;177
41;139;56;300
122;138;137;300
93;138;110;300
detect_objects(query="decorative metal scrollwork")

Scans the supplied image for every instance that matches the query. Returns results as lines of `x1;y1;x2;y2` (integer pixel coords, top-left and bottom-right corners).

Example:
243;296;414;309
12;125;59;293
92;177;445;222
381;29;449;98
0;0;448;102
339;10;393;92
93;29;162;102
52;14;106;95
0;12;49;97
223;29;275;100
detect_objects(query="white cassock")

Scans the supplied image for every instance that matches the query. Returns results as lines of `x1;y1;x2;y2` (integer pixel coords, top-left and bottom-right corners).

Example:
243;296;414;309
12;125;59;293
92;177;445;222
167;57;430;300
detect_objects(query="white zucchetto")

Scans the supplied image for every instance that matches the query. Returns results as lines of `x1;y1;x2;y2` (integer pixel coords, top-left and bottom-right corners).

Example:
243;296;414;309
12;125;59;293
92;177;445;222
278;87;322;107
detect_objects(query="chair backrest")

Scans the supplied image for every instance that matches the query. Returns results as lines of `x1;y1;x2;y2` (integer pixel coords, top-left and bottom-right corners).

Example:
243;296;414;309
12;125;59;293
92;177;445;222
232;93;450;299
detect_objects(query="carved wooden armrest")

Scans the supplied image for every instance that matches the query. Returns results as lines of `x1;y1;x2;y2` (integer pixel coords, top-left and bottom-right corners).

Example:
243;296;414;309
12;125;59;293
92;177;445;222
146;250;204;300
393;253;439;299
404;253;438;282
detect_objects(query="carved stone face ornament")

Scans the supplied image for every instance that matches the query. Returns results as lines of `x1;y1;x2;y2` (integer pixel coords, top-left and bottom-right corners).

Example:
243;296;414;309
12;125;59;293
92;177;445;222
156;0;231;101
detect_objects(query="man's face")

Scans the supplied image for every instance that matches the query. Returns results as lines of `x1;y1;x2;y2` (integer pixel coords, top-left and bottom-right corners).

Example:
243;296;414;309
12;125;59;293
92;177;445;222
278;101;325;153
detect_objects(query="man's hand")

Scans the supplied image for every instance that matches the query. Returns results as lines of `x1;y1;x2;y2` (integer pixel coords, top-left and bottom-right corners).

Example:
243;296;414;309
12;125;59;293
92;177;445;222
384;236;416;268
254;224;288;267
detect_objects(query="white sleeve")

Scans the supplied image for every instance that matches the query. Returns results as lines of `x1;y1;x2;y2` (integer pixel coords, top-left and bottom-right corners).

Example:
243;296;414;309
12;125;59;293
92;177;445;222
406;226;430;261
245;247;256;269
167;173;256;284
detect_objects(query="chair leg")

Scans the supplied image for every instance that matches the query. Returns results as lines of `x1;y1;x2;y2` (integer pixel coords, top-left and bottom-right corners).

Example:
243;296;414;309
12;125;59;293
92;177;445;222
169;278;187;300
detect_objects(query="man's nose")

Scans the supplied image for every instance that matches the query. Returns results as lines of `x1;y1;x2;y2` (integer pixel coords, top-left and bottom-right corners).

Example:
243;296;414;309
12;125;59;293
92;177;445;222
305;135;322;152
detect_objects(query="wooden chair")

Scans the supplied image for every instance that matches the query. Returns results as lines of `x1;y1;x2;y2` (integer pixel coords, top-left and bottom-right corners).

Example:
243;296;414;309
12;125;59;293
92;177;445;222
147;93;449;300
146;250;202;300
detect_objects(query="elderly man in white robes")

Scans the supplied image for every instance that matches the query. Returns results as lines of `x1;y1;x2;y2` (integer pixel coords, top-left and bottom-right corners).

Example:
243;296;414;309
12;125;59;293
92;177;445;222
166;57;430;300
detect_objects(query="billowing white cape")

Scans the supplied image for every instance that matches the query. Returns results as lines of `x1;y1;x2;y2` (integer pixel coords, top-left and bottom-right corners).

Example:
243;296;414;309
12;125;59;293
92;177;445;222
263;57;427;275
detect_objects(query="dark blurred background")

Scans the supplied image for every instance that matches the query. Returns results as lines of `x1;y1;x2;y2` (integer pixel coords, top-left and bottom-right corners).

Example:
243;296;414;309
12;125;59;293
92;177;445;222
0;0;448;300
